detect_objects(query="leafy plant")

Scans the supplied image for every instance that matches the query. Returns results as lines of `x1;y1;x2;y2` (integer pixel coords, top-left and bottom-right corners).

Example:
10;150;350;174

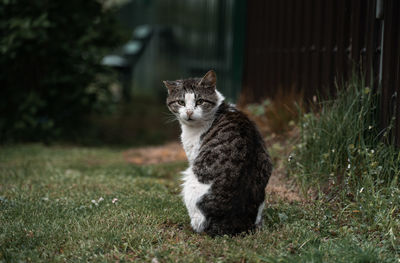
0;0;128;142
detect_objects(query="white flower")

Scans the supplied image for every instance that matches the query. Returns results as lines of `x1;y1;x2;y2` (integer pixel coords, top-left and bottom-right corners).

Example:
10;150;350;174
288;155;293;162
98;197;104;203
112;198;118;204
368;125;373;130
313;95;317;102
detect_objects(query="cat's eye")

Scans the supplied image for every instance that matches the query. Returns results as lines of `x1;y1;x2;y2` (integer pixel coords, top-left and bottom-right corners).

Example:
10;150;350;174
196;99;204;105
177;100;185;106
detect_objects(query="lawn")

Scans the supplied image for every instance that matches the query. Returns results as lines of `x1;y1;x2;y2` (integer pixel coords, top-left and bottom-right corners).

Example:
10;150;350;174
1;144;398;262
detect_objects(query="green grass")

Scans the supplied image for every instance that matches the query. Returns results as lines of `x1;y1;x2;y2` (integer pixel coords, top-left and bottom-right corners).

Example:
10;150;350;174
287;76;400;262
289;76;400;189
1;144;399;262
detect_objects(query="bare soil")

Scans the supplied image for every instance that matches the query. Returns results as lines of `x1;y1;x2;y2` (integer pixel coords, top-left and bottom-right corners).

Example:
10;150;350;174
123;142;186;165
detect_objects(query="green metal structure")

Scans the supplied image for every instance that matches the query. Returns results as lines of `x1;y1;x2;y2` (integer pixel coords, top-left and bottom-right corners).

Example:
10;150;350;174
117;0;246;101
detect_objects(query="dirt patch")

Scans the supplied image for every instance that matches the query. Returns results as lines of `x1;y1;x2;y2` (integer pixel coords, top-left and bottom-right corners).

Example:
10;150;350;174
123;142;186;165
123;138;303;202
266;169;302;202
264;130;303;202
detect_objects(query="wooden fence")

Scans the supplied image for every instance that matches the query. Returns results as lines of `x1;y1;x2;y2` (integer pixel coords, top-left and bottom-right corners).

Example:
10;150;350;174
241;0;400;147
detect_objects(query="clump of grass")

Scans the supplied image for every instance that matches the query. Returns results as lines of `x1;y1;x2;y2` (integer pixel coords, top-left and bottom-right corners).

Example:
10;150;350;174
288;75;400;252
289;76;399;190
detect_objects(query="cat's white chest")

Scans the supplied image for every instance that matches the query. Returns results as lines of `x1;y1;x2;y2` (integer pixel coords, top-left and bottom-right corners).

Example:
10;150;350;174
180;124;207;164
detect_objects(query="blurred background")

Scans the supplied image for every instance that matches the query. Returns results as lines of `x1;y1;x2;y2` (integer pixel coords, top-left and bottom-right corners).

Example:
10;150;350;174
1;0;399;147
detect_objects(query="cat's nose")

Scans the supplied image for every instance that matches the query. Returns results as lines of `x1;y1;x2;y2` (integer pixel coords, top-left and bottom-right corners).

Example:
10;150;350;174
186;110;193;117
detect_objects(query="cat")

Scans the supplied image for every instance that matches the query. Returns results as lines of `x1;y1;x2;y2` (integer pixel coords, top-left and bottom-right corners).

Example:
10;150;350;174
164;70;272;236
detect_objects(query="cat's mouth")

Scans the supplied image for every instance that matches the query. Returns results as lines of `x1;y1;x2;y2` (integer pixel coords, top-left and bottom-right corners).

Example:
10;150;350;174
182;117;196;124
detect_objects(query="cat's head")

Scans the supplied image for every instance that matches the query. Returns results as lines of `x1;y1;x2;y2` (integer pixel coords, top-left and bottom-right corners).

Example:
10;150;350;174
164;70;224;126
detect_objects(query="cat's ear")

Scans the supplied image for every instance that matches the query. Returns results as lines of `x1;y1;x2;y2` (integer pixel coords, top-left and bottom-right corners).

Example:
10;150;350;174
163;80;179;94
198;70;216;88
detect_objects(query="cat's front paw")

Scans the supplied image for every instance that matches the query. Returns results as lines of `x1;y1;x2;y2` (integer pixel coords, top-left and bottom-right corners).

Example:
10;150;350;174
255;218;264;229
190;214;206;233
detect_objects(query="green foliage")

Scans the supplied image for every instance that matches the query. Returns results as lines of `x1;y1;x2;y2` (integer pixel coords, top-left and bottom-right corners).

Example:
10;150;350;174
0;0;128;142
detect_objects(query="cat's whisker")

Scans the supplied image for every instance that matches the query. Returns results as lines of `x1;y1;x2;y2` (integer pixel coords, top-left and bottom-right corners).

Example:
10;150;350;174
163;113;178;124
164;117;178;124
161;111;174;116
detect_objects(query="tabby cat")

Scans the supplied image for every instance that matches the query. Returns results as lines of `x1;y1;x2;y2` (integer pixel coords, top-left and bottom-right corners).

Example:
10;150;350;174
164;70;272;236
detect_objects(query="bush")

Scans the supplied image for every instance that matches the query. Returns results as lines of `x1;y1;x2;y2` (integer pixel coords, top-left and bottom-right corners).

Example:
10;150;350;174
0;0;128;142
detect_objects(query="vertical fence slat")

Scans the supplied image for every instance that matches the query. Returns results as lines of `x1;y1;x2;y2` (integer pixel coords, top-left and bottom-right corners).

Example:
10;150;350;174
270;1;279;94
242;0;256;101
262;0;270;101
310;0;324;98
381;0;395;133
276;0;284;92
395;45;400;147
331;0;343;87
282;0;292;93
364;0;378;87
320;0;335;96
335;0;350;85
301;0;314;101
291;0;303;92
254;0;264;100
329;0;339;94
393;0;400;147
255;0;266;100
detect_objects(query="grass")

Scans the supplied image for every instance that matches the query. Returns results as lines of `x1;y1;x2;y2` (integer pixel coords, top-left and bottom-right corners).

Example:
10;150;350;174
289;76;400;189
288;76;400;261
1;144;399;262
